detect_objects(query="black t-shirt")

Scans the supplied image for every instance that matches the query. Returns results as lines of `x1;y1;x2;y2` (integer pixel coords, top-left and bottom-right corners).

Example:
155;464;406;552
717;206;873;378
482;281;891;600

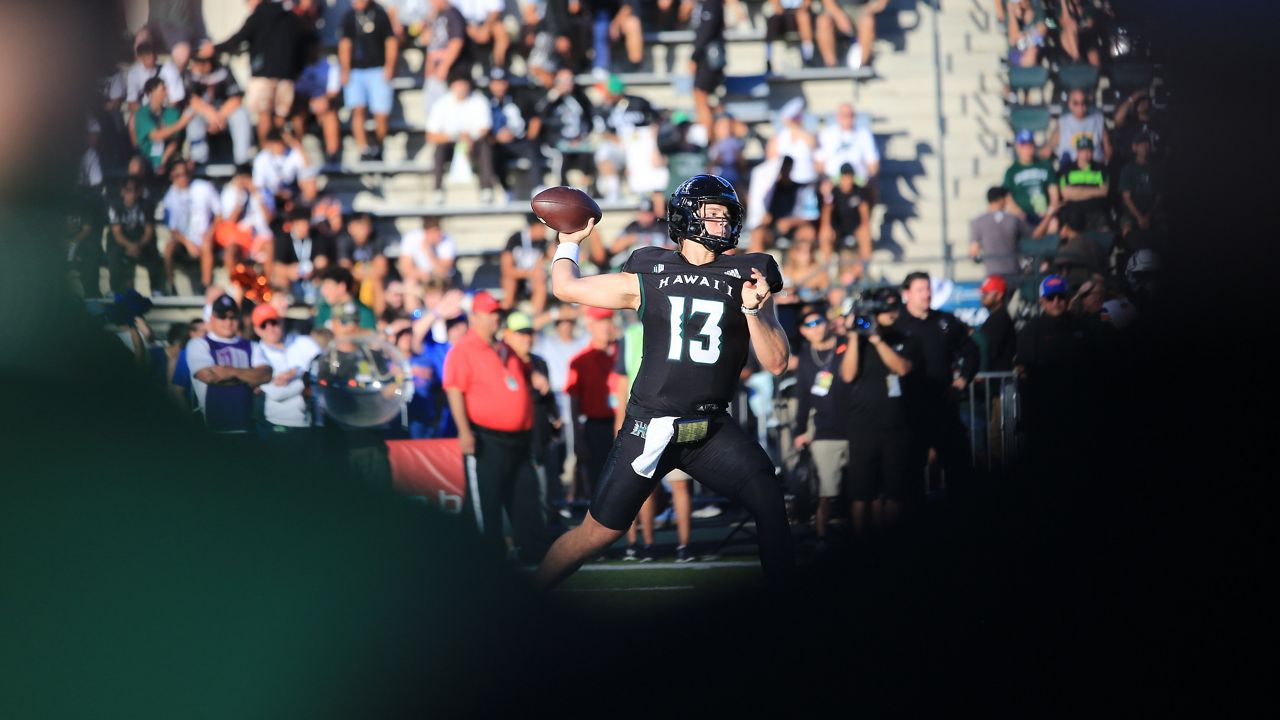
895;309;979;401
979;305;1016;372
536;89;595;147
336;232;386;266
273;230;336;266
108;200;152;244
529;353;559;455
503;229;549;271
597;94;658;134
428;6;472;80
1015;312;1095;431
620;246;783;417
840;329;919;432
185;65;244;107
691;0;725;65
342;2;394;69
794;339;845;440
828;184;867;235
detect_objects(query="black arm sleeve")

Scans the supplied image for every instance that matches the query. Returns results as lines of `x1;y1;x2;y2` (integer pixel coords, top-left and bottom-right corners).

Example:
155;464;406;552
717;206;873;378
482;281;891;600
951;317;980;383
793;357;813;436
215;8;259;55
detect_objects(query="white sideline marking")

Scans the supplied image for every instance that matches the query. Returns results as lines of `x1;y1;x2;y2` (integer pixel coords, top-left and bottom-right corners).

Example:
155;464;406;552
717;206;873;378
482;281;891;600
564;586;696;593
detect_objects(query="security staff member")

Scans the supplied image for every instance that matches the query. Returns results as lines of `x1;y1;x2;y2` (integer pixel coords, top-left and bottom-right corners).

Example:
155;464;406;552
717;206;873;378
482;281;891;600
895;272;980;497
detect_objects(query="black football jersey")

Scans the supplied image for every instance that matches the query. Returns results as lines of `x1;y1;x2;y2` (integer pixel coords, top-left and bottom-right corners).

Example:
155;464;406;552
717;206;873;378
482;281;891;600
620;246;783;417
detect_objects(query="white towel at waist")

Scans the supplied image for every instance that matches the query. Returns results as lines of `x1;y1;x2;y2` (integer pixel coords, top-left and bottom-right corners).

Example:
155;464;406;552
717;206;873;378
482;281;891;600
630;416;677;478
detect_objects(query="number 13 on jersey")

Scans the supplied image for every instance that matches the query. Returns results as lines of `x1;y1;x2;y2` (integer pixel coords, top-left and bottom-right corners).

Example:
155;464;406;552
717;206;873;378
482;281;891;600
668;296;724;364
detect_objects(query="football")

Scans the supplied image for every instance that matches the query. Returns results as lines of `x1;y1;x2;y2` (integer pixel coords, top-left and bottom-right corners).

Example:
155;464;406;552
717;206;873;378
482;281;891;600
530;186;602;233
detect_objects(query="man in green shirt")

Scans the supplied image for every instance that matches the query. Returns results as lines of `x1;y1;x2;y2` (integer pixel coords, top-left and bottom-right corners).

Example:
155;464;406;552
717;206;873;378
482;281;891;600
314;266;378;330
1002;129;1059;236
134;77;192;172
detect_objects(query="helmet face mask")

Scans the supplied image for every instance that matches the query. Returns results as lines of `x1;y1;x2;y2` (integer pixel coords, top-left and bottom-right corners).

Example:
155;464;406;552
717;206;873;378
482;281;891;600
668;175;744;254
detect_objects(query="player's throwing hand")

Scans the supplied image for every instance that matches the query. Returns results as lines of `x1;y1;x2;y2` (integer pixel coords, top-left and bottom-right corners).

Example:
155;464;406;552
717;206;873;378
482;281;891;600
741;267;772;310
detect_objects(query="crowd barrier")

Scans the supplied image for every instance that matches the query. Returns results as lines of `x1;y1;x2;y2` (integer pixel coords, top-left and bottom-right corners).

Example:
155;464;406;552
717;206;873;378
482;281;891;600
965;371;1020;472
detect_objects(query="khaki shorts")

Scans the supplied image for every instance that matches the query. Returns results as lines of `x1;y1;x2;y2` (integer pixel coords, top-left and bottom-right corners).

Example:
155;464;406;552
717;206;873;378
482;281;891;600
810;439;849;498
246;78;295;119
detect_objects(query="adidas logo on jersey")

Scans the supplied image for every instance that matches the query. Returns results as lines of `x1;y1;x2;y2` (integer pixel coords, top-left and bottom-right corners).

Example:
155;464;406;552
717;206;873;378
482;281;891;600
723;268;741;278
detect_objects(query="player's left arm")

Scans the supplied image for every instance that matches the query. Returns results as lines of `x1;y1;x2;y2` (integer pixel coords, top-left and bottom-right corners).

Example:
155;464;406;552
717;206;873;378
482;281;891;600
741;265;789;376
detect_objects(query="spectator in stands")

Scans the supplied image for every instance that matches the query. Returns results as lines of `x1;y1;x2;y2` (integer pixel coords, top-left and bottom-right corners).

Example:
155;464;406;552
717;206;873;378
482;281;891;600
816;102;879;202
819;0;888;70
897;271;979;498
564;306;618;503
134;76;193;173
780;236;830;305
167;318;204;410
708;112;748;195
126;154;163;215
486;67;545;198
293;42;343;165
444;290;549;561
546;0;593;75
632;0;693;35
216;163;274;282
501;213;550;312
126;41;187;120
1058;136;1110;232
766;1;816;72
456;0;512;70
977;274;1014;371
184;43;252;166
187;294;271;433
608;197;671;270
426;77;498;205
161;160;221;294
839;286;918;536
1045;88;1111;169
1005;0;1047;68
210;0;308;146
969;186;1034;283
107;179;164;295
1118;132;1162;250
254;129;318;208
340;0;399;163
534;68;597;189
818;162;872;268
793;306;846;550
748;155;816;252
534;303;589;501
1015;274;1095;451
593;75;662;201
1068;272;1108;322
1112;89;1163;168
770;98;819;185
253;303;321;449
315;265;378;330
1003;129;1059;234
425;0;473;108
1051;212;1107;287
398;217;458;287
272;205;334;297
406;295;467;439
502;311;563;534
336;211;389;313
689;0;728;132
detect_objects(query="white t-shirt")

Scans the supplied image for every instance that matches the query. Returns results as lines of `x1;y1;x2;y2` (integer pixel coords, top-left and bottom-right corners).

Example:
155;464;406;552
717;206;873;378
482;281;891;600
425;91;493;139
453;0;503;24
126;60;186;104
533;331;588;393
252;147;315;196
163;179;222;243
773;126;818;184
220;184;274;238
399;229;457;273
257;336;322;427
816;123;880;181
186;332;269;420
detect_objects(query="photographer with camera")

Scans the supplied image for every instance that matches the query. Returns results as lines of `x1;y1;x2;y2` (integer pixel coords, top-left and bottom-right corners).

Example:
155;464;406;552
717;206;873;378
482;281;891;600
838;287;918;537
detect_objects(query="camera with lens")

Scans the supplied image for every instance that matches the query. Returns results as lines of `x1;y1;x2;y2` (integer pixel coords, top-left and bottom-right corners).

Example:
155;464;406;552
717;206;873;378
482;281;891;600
841;287;901;335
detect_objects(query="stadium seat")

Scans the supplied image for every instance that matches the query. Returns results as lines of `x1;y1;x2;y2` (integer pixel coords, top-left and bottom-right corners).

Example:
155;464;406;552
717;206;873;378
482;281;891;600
1019;234;1060;263
1008;104;1051;134
468;256;502;291
1107;62;1155;95
1083;231;1115;257
1056;63;1100;92
1008;65;1050;104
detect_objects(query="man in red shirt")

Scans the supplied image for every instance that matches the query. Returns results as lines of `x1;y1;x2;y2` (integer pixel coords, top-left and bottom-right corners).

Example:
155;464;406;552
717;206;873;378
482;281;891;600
564;306;619;500
443;291;548;562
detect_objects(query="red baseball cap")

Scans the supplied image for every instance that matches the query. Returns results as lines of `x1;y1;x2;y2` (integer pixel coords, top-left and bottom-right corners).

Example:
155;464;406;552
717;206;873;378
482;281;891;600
471;291;501;314
585;307;615;320
251;303;280;327
979;275;1007;296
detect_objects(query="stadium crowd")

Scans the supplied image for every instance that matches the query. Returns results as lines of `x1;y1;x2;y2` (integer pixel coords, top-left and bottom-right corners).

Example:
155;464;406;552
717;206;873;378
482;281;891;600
79;0;1162;564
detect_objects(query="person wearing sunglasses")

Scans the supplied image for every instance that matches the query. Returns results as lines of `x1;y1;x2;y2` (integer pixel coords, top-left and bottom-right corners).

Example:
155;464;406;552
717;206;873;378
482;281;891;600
792;306;847;552
1016;274;1098;448
253;303;321;449
1044;89;1111;171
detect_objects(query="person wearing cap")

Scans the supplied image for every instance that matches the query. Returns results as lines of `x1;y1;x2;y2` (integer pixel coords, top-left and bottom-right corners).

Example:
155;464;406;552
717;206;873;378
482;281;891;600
185;40;253;166
426;76;498;205
1015;274;1100;449
1044;88;1110;169
792;305;847;550
838;285;918;537
1058;135;1111;232
818;161;872;264
896;271;980;498
1117;131;1163;249
1003;128;1060;232
502;311;564;535
608;197;672;270
564;307;619;502
443;291;548;561
339;0;398;163
977;274;1015;372
486;66;545;198
187;294;271;433
501;213;550;312
253;303;322;448
315;266;377;330
969;186;1035;282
